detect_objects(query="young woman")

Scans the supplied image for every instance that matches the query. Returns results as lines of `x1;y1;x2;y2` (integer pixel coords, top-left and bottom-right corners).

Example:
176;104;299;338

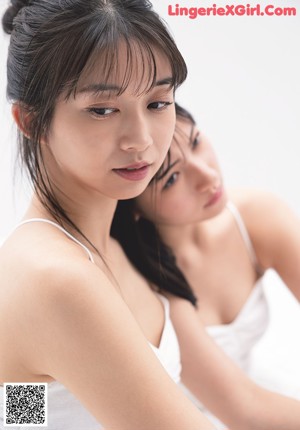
112;103;300;429
0;2;217;429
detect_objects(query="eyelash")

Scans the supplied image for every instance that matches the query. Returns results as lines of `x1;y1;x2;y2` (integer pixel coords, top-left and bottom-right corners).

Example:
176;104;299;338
191;133;201;150
148;101;173;111
162;131;201;191
163;172;179;190
86;101;173;118
87;107;116;118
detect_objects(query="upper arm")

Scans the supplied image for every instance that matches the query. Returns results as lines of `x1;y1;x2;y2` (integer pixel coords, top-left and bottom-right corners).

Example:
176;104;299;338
236;190;300;301
21;261;214;430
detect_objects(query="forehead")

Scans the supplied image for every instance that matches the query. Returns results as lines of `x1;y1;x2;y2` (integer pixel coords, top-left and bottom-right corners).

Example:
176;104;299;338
75;40;173;97
170;118;194;155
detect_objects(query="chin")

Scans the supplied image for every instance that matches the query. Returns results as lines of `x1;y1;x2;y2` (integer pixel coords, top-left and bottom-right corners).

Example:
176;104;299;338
114;183;151;201
205;195;227;219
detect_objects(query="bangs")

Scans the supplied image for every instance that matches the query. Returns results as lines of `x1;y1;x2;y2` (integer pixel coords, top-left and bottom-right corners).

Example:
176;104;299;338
62;13;187;99
68;38;179;99
73;39;158;98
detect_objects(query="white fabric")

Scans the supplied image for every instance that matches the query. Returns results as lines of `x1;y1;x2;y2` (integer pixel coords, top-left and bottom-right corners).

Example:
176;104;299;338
149;294;182;385
0;221;181;429
207;279;269;372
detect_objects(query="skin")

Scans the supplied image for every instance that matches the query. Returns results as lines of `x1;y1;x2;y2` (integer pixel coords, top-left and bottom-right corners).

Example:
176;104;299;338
0;48;215;430
135;115;300;429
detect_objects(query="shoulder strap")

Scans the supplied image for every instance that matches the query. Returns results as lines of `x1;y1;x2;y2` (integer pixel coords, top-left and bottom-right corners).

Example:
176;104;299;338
226;202;260;272
16;218;95;263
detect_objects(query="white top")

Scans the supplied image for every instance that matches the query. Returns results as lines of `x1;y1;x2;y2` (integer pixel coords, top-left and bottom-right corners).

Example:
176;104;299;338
206;279;269;372
0;219;181;429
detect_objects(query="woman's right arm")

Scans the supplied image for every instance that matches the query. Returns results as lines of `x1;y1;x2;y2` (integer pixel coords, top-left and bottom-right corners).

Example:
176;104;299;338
20;257;215;430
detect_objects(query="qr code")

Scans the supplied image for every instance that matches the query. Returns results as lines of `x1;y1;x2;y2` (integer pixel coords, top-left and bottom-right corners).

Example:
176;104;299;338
4;383;48;427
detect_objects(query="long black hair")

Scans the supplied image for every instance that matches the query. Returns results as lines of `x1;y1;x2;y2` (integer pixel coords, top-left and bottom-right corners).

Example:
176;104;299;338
111;103;198;306
2;0;187;253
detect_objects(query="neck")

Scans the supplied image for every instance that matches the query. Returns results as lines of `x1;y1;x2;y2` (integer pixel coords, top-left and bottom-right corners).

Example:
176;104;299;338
156;199;229;253
157;221;208;252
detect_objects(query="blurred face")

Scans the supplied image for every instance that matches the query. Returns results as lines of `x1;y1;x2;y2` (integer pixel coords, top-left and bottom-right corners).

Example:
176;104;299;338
42;43;176;201
135;117;227;226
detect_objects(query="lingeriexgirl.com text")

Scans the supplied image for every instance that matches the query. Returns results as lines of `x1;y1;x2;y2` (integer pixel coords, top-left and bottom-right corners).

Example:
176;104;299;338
168;3;297;18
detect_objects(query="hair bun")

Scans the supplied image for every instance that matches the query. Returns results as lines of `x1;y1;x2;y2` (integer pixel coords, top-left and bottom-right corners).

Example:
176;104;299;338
2;0;30;35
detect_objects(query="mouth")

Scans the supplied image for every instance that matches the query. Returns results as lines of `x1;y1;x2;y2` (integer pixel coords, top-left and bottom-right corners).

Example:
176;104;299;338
113;162;151;181
204;185;223;208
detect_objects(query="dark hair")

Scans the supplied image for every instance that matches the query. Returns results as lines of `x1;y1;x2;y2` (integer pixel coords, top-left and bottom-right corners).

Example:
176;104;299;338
175;102;195;125
2;0;187;252
111;103;198;306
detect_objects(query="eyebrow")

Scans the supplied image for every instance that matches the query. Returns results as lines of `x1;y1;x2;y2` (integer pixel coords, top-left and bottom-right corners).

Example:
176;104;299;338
77;77;174;95
155;159;180;181
189;124;195;142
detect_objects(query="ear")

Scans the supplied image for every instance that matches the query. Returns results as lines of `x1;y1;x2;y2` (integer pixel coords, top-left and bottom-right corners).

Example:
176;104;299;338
11;103;32;139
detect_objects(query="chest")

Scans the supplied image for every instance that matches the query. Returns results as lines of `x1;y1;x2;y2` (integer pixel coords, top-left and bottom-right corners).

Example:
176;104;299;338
176;221;258;326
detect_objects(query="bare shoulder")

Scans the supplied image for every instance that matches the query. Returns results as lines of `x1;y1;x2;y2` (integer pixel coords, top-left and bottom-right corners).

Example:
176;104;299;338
0;224;115;343
0;223;100;295
229;188;300;268
229;188;299;230
229;188;290;215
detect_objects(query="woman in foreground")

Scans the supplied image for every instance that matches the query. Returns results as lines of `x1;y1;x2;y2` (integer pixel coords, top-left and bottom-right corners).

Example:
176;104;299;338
0;1;216;429
112;103;300;429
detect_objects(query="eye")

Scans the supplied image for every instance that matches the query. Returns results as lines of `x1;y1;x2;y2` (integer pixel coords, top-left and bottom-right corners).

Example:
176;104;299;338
163;172;179;190
191;132;201;150
87;107;117;118
148;101;173;111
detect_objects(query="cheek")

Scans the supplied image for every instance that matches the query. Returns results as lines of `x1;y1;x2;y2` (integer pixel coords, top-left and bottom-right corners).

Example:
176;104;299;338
138;192;196;226
208;149;221;172
156;194;193;223
49;117;111;172
48;134;93;172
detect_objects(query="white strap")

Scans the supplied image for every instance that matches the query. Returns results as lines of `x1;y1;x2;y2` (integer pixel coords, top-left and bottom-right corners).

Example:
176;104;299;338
226;202;260;272
16;218;95;263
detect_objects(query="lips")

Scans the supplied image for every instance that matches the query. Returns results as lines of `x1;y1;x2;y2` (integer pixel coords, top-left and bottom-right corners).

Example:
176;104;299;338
113;162;151;181
204;185;223;208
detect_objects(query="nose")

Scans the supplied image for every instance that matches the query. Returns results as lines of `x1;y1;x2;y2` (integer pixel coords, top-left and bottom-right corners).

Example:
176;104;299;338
187;157;219;192
119;112;153;153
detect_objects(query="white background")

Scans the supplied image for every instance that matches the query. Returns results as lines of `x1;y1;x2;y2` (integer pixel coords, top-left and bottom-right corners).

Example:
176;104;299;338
0;0;299;389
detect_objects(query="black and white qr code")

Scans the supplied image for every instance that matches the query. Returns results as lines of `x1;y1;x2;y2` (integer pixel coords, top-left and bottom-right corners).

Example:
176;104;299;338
4;383;48;427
